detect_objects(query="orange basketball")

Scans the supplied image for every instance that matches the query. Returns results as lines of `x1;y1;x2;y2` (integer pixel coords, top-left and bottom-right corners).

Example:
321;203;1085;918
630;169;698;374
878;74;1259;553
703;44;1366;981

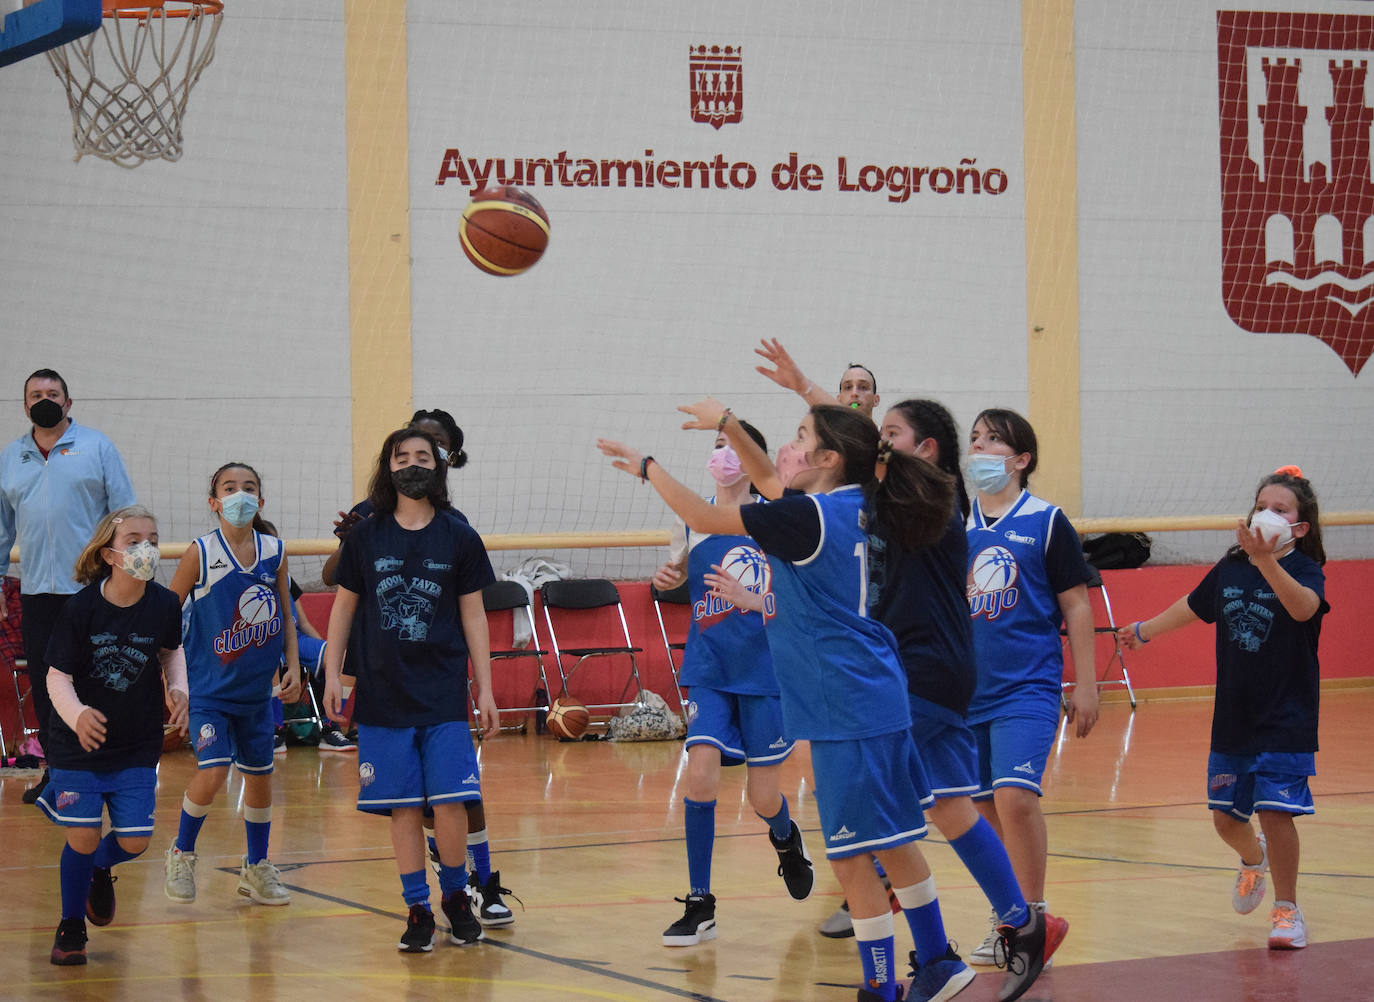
459;185;550;276
547;695;590;740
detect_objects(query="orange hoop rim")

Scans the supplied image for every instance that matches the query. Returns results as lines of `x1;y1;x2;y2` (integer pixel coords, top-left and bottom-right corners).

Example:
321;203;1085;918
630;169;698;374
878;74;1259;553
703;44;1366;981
103;0;224;18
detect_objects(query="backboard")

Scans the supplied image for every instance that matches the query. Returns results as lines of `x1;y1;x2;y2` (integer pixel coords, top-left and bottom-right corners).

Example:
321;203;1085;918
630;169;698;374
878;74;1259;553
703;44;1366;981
0;0;101;68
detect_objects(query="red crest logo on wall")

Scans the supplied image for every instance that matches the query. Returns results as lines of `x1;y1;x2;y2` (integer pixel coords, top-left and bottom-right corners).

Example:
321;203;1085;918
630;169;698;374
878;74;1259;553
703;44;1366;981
690;45;742;129
1218;11;1374;375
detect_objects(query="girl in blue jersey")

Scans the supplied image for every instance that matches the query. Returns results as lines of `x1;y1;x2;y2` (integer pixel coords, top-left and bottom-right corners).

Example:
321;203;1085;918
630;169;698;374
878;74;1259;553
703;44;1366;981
164;462;302;908
39;507;185;966
1119;468;1327;951
655;422;815;948
963;409;1096;965
601;404;974;1002
322;428;499;953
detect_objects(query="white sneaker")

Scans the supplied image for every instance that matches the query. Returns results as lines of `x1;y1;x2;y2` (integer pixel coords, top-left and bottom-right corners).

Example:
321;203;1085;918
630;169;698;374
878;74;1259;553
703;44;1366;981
968;908;1000;965
238;857;291;906
1268;901;1307;950
164;844;198;903
1232;833;1268;915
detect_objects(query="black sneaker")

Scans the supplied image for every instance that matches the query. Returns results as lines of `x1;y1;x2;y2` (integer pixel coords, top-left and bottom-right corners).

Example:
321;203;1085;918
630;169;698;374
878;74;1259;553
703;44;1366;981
662;893;717;946
769;820;815;900
50;918;88;966
272;730;287;756
857;983;904;1002
468;869;519;927
22;768;49;805
397;903;436;953
994;907;1046;1002
87;868;117;926
441;888;484;945
318;727;357;752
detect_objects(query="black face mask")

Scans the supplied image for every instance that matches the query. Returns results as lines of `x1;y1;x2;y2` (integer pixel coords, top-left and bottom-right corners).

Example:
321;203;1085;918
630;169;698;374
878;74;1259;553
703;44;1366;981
29;398;64;429
391;465;435;500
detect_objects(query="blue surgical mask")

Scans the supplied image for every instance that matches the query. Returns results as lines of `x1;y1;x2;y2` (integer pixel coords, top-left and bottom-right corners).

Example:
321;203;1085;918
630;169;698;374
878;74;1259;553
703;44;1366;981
968;454;1014;494
219;491;260;528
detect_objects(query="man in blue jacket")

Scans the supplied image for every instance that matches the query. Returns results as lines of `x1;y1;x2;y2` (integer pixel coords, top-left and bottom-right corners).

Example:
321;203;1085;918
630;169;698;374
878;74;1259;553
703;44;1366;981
0;369;136;802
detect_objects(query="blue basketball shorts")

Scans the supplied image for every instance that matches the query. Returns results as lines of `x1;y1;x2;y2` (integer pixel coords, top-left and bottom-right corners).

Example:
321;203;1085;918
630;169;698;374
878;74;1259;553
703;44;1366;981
1207;751;1315;820
355;720;482;816
684;686;793;767
190;701;276;774
38;766;158;835
810;729;929;859
970;712;1058;799
294;635;326;680
909;694;979;799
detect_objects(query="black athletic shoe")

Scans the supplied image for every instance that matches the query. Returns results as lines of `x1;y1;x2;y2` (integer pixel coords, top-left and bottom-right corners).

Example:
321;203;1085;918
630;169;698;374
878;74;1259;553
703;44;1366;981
994;907;1046;1002
397;903;436;953
50;918;88;966
769;820;815;900
662;893;717;946
22;769;49;805
87;868;117;926
441;889;484;945
468;869;519;927
857;983;904;1002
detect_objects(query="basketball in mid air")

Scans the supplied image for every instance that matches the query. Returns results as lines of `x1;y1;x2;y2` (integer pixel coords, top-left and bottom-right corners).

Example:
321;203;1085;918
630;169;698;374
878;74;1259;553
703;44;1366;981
459;185;550;276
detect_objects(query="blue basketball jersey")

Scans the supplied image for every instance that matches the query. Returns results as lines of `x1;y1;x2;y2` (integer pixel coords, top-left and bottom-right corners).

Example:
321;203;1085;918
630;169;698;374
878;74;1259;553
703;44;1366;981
184;529;287;713
679;501;777;695
740;485;909;741
965;491;1090;723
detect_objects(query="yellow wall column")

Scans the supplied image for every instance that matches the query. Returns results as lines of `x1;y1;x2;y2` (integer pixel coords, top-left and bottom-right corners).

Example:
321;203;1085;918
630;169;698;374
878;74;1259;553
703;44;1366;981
1022;0;1082;514
344;0;413;498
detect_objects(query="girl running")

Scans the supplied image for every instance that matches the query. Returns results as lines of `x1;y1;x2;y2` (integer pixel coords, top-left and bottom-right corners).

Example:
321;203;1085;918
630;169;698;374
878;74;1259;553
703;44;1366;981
1119;467;1327;950
322;427;499;953
39;507;185;965
163;462;301;907
600;404;973;1002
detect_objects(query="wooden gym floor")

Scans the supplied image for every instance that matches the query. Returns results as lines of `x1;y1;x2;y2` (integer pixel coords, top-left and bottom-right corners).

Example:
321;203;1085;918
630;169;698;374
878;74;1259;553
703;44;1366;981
2;689;1371;1001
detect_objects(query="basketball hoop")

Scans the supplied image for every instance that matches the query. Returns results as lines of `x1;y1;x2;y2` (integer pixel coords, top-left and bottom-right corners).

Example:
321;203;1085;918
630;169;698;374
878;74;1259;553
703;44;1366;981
44;0;223;168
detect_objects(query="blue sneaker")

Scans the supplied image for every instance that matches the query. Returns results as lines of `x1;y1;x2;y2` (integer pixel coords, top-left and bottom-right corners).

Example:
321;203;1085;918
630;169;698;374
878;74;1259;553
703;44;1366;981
907;945;975;1002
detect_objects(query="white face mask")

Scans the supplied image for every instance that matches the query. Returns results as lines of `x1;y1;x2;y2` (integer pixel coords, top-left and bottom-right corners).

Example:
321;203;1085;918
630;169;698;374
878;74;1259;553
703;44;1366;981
968;454;1014;494
1250;508;1297;549
111;539;160;581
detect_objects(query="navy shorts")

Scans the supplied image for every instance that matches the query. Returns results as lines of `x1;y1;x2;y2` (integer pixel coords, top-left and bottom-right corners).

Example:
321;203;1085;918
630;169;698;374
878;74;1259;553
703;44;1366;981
1207;751;1315;820
685;686;793;767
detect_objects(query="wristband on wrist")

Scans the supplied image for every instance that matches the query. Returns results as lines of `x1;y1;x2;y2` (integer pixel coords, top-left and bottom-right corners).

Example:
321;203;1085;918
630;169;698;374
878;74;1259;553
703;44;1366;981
1133;621;1149;644
716;408;732;431
639;455;655;482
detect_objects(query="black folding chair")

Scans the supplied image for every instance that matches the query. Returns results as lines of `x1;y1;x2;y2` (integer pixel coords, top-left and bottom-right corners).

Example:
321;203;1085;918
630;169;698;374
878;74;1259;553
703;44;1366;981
649;580;690;721
474;580;554;733
540;578;645;713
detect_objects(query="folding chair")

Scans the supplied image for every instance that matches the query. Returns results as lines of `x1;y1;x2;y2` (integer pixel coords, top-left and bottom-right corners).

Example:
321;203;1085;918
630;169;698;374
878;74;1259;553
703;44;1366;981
473;580;554;733
1061;565;1137;709
540;579;645;713
3;657;39;758
649;580;690;721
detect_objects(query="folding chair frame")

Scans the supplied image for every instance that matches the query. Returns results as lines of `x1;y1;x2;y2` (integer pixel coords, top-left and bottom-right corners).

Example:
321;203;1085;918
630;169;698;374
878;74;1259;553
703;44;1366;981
540;579;645;713
3;657;39;758
472;580;554;734
1061;567;1137;709
649;580;690;722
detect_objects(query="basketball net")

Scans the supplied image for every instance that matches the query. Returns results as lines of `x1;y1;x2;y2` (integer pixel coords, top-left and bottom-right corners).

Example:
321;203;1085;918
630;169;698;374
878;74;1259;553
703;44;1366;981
44;1;223;168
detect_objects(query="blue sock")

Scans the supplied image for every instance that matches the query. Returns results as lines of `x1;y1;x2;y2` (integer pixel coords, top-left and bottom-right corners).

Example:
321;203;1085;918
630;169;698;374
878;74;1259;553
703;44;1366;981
468;829;492;884
684;798;715;897
176;797;210;853
400;869;430;909
273;697;284;726
852;913;898;1001
756;794;793;842
873;857;888;881
438;862;468;897
244;806;271;865
92;832;141;870
894;877;951;967
60;844;97;920
950;816;1029;929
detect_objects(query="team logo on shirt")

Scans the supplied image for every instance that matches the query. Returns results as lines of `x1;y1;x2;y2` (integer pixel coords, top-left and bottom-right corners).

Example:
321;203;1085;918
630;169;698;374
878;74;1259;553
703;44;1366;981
89;631;150;692
1222;594;1275;652
376;571;440;642
967;545;1020;621
213;584;283;659
694;543;775;625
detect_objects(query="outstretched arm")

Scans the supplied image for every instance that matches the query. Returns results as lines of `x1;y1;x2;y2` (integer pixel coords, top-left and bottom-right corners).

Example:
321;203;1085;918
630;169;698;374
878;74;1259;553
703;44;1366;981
597;439;747;537
755;338;838;408
1117;594;1199;649
678;398;784;499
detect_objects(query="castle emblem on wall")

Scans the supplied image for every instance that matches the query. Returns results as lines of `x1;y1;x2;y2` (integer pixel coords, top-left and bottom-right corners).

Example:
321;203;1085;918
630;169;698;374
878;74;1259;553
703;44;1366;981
690;45;742;129
1218;11;1374;374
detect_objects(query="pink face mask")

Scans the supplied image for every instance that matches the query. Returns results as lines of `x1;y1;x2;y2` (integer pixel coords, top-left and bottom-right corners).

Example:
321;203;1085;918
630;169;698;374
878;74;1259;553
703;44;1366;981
706;445;744;486
775;441;812;487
